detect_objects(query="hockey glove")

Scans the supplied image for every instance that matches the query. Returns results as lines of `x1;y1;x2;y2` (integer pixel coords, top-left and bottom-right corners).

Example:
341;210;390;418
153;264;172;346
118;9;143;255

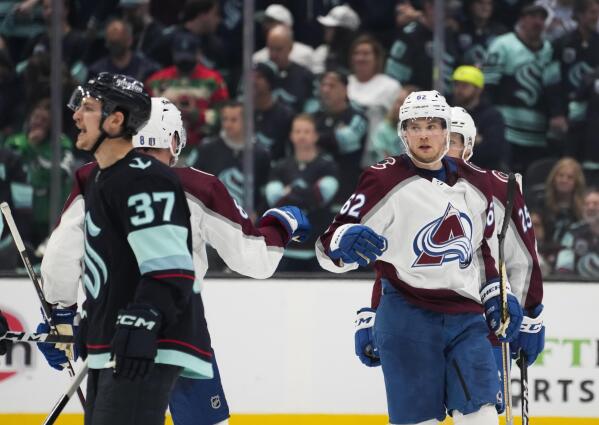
510;304;545;366
262;206;311;242
329;224;388;267
480;279;523;342
36;308;79;371
111;304;161;380
354;307;380;367
0;312;9;355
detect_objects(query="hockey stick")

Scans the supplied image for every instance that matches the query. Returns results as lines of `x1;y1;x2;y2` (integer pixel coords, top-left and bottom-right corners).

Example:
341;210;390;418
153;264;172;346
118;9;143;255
42;360;88;425
518;353;529;425
497;173;516;425
1;331;74;344
0;202;86;407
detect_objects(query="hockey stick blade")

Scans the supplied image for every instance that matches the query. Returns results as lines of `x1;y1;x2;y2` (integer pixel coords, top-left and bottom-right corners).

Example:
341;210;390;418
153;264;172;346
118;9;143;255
1;331;74;344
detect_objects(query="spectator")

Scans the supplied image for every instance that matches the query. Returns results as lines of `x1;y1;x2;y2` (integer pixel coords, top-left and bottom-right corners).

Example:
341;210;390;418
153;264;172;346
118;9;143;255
313;4;361;75
0;146;32;270
555;187;599;277
265;114;339;271
452;64;508;170
483;3;567;173
312;69;368;208
4;98;73;247
0;47;19;141
253;4;314;72
385;0;458;91
538;0;578;40
348;34;401;167
120;0;164;57
146;31;229;149
150;0;223;70
88;18;160;83
457;0;508;67
20;0;88;75
537;157;586;246
193;101;270;210
253;61;294;161
552;0;599;160
265;24;314;113
368;85;418;163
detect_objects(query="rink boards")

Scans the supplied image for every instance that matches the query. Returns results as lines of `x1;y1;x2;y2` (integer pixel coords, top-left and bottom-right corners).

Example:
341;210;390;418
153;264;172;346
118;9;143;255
0;278;597;424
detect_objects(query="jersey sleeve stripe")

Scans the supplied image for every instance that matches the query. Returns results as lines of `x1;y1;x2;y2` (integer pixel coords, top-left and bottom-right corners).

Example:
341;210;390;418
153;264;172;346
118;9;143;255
152;273;195;281
128;224;194;273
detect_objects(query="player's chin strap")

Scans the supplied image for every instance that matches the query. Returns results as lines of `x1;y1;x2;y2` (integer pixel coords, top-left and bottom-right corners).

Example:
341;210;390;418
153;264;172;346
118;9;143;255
89;121;131;154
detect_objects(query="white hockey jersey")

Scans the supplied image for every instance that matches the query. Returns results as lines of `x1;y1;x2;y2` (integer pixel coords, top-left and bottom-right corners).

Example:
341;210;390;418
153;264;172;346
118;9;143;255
316;155;499;314
41;161;290;308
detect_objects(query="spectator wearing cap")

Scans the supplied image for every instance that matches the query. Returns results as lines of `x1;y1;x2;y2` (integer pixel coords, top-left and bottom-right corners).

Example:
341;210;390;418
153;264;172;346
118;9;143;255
385;0;458;91
452;65;508;170
456;0;508;67
311;69;368;208
263;24;315;114
145;31;229;151
348;34;401;167
313;4;361;75
483;3;567;173
253;4;315;72
120;0;164;58
253;61;295;161
552;0;599;165
88;18;160;84
149;0;224;70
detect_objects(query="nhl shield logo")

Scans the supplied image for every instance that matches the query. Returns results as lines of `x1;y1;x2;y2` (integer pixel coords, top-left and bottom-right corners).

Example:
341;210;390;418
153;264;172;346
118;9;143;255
211;395;221;409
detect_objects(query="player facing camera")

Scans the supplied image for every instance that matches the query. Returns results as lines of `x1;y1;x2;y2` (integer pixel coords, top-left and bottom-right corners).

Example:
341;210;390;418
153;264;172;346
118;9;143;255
68;72;151;154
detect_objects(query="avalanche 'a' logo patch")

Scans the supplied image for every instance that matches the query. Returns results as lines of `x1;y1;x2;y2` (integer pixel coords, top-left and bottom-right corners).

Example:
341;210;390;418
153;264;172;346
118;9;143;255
412;203;473;269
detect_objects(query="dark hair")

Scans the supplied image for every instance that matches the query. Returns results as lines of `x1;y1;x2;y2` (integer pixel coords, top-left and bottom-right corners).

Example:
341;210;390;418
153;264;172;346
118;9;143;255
219;99;243;112
105;17;133;38
321;67;350;86
573;0;599;18
180;0;218;23
292;113;317;129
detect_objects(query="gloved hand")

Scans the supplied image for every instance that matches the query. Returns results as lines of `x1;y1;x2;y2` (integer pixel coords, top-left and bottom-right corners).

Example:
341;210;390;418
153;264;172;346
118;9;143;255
511;304;545;366
262;206;311;242
480;279;523;342
36;308;78;370
111;304;161;380
354;307;380;367
0;312;9;355
329;224;388;267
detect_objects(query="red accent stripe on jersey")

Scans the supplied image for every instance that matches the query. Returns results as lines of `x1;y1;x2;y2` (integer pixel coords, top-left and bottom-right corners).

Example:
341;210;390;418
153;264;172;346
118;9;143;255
87;344;111;349
158;339;213;357
153;273;195;281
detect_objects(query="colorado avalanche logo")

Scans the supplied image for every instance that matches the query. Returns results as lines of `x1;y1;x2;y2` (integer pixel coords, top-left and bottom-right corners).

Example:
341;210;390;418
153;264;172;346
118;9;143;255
412;203;474;269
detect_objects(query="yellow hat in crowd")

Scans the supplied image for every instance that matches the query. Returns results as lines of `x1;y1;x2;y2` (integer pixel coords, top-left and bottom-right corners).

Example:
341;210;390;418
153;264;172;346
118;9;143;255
452;65;484;89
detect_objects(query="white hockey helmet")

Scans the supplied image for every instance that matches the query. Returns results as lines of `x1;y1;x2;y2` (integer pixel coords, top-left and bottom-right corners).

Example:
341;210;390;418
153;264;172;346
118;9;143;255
397;90;451;164
133;97;187;165
450;106;477;161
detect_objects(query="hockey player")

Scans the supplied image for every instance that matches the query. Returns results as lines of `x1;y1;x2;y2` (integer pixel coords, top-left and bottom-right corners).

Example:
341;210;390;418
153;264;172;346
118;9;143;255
316;90;523;425
447;106;545;412
37;96;310;425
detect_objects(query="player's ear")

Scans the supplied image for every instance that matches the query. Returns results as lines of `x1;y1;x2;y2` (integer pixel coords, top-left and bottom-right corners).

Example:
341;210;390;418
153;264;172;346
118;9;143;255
105;110;126;133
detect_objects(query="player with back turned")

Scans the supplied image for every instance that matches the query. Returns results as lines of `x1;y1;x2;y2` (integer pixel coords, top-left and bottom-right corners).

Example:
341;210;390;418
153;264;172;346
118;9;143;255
64;72;203;425
316;90;524;425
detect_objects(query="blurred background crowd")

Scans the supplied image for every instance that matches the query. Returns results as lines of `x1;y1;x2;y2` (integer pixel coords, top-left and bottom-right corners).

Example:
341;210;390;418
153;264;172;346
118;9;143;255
0;0;598;280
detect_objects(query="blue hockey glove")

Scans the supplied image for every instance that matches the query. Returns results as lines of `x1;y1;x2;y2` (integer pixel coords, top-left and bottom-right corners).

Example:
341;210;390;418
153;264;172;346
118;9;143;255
0;312;9;355
329;224;388;267
111;304;161;380
510;304;545;366
480;279;523;342
262;206;311;242
354;307;380;367
36;308;78;371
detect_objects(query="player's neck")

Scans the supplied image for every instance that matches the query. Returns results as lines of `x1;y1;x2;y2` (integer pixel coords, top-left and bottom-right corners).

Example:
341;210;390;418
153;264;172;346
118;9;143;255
95;138;134;169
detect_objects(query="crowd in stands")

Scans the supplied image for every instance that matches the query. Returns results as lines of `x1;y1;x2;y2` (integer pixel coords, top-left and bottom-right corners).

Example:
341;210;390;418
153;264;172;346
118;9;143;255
0;0;598;279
